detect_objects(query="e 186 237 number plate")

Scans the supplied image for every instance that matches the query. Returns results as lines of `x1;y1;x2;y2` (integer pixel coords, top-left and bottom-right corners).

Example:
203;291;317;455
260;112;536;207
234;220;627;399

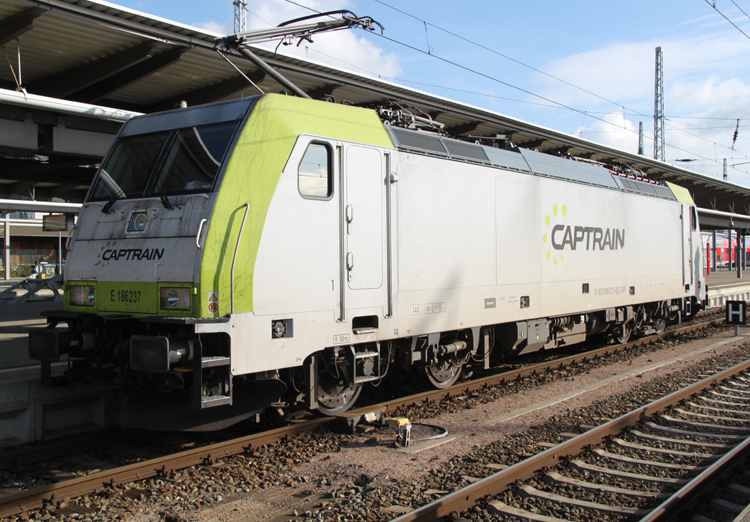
111;289;141;304
97;282;156;314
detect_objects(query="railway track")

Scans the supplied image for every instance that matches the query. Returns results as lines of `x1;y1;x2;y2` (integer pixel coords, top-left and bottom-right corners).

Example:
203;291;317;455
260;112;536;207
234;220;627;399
0;315;728;519
391;357;750;522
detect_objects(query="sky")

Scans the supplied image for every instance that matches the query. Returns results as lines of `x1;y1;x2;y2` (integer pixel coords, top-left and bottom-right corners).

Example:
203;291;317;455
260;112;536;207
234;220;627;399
112;0;750;187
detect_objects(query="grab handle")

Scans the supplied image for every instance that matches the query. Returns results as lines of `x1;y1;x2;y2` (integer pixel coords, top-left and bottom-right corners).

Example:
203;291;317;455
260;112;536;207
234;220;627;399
195;219;207;248
65;226;77;250
231;204;250;314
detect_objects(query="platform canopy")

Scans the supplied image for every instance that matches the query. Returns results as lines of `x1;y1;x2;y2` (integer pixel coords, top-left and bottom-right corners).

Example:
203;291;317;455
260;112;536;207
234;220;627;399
0;0;749;215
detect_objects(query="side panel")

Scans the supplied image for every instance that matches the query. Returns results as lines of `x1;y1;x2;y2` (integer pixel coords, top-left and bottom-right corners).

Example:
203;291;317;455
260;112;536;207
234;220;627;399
253;136;340;316
496;175;541;285
540;180;682;282
346;145;384;290
398;154;497;292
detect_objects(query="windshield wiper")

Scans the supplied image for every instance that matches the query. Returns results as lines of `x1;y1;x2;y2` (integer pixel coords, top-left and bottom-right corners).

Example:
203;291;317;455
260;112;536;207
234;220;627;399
101;189;125;214
159;193;173;210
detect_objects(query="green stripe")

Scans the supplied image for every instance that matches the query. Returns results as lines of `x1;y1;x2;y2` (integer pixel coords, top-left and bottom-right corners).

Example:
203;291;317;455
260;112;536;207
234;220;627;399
198;94;393;316
666;181;694;204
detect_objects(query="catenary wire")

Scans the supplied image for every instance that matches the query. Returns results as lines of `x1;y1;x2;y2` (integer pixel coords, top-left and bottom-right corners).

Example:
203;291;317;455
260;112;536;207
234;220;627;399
731;0;750;20
277;0;750;179
369;30;750;175
705;0;750;41
372;0;750;162
372;0;651;120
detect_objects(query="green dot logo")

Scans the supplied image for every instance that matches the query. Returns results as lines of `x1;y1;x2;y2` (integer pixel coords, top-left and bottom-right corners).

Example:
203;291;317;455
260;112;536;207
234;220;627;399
544;203;569;266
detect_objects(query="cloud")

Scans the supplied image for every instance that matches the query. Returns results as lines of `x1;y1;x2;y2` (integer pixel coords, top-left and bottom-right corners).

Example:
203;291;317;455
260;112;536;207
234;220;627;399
530;22;750;185
194;18;231;35
239;0;401;78
536;27;750;112
576;112;640;154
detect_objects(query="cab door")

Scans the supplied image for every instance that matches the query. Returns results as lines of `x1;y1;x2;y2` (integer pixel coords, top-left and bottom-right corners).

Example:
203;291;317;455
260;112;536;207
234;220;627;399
681;203;693;286
340;144;387;318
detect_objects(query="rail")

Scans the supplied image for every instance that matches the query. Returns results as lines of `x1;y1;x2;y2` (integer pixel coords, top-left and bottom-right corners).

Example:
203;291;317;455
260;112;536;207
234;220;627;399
391;350;750;521
0;316;723;518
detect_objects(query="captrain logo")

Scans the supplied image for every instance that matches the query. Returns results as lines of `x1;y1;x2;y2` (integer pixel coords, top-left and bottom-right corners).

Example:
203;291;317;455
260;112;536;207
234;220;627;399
543;204;567;266
543;203;625;266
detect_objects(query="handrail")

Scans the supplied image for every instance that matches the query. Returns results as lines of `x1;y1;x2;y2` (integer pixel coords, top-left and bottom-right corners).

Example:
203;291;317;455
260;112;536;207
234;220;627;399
337;143;346;321
195;219;207;248
231;204;250;314
65;226;77;250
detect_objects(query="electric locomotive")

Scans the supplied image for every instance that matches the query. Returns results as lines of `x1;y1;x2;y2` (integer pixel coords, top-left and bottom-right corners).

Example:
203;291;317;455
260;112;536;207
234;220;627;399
29;93;705;430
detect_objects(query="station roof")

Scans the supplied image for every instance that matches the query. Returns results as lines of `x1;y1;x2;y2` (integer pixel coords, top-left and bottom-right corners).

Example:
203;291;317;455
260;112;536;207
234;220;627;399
0;0;749;222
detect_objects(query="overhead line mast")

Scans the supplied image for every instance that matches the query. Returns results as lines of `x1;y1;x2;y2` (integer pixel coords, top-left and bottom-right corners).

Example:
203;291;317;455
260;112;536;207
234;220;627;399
233;1;247;34
654;46;665;161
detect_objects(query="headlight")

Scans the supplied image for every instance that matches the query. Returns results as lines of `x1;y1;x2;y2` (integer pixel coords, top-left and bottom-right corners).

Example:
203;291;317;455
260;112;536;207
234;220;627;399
160;287;191;310
127;212;148;233
69;285;95;306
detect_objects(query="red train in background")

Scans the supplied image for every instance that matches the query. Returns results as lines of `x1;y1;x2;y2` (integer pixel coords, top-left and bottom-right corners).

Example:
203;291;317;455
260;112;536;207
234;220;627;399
703;233;750;271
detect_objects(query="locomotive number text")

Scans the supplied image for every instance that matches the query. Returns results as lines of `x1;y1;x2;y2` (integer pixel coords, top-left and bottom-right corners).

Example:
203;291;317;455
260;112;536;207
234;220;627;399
110;289;141;303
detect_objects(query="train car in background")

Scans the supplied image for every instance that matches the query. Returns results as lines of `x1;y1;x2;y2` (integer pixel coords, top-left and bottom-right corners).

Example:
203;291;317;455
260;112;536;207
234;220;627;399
703;233;750;270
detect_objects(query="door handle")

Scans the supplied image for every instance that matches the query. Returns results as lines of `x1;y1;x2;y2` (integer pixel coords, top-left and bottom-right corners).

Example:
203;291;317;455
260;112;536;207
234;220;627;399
346;204;353;234
346;252;354;281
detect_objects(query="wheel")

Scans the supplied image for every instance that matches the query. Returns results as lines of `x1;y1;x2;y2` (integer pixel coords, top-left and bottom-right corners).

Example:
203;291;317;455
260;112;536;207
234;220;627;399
316;372;362;416
613;323;632;344
420;359;463;389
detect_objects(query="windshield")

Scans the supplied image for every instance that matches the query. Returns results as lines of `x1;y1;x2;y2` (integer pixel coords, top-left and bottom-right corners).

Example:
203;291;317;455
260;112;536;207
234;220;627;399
89;120;240;201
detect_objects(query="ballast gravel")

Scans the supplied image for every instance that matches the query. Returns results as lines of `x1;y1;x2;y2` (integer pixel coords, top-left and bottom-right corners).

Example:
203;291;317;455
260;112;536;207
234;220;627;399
7;324;750;522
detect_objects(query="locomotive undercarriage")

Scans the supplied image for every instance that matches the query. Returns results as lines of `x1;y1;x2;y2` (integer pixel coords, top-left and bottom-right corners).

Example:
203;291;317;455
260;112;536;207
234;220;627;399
28;314;287;431
291;297;699;418
29;297;699;429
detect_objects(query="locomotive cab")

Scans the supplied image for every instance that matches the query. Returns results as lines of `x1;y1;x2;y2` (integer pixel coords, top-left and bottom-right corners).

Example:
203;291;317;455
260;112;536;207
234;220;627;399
28;97;289;430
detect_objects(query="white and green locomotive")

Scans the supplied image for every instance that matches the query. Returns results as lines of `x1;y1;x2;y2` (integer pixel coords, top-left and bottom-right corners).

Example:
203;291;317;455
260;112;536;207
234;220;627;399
29;94;705;430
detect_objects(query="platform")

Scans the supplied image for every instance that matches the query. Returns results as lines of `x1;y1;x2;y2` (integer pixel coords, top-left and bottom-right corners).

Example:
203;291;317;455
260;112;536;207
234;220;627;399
0;278;63;368
706;269;750;308
0;280;112;445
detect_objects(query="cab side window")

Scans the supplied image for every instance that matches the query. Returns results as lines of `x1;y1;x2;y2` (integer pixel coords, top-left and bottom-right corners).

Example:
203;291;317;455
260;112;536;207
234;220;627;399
298;143;332;199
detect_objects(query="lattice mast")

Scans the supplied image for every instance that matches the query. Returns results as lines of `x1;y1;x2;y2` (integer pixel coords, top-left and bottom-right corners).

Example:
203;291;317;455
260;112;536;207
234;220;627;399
654;46;665;161
638;122;644;155
233;1;247;34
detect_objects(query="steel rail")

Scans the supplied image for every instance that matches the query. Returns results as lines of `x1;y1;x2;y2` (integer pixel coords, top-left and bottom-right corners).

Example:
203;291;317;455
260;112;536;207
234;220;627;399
0;417;335;518
0;430;126;471
640;432;750;522
0;317;723;518
391;352;750;521
0;317;719;471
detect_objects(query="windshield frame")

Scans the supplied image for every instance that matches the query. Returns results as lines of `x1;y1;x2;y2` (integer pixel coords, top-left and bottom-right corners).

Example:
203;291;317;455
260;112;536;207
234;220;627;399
85;97;258;204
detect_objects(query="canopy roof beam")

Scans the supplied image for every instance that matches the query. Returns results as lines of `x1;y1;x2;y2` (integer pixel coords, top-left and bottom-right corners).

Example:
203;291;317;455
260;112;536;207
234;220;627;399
144;70;266;113
72;47;188;104
0;7;44;48
29;41;159;98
